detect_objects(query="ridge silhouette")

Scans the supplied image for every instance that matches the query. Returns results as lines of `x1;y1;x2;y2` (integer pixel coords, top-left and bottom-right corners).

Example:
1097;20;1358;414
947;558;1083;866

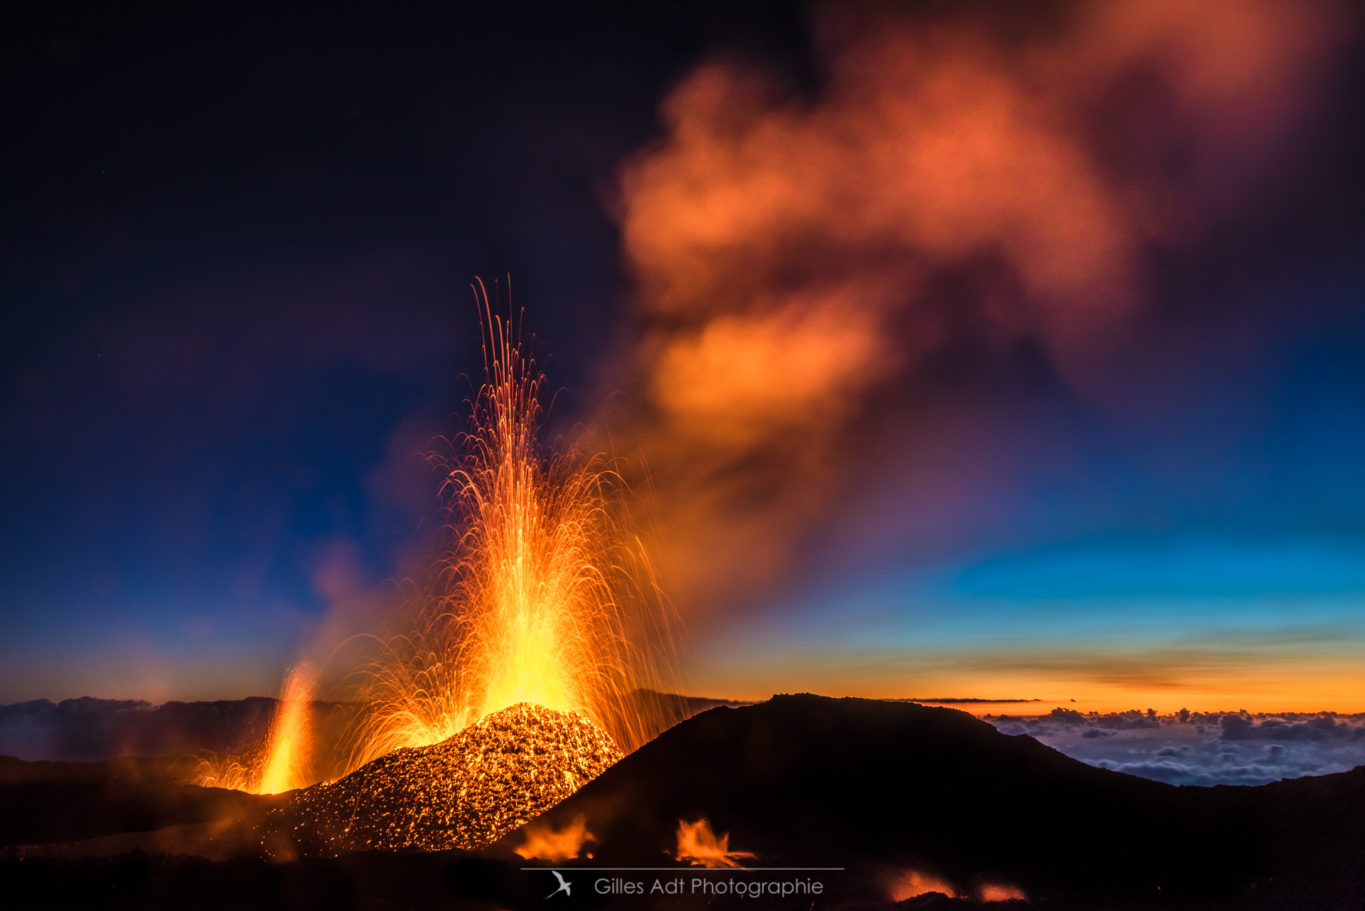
503;694;1365;906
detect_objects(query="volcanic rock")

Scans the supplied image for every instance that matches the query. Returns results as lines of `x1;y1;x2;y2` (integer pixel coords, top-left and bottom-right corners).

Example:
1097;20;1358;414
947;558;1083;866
263;702;620;855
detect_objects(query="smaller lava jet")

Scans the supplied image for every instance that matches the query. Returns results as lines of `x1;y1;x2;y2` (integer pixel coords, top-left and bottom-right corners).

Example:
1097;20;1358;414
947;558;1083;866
256;662;316;794
191;662;317;795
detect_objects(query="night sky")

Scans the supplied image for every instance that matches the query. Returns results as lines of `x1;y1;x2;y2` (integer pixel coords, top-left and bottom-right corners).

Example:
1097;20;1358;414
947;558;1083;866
5;1;1364;711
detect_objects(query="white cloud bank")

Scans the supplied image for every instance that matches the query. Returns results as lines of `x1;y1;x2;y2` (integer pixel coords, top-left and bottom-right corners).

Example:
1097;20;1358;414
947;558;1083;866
989;709;1365;786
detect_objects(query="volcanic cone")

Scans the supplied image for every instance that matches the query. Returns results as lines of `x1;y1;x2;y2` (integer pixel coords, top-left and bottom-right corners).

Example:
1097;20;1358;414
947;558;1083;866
263;702;620;855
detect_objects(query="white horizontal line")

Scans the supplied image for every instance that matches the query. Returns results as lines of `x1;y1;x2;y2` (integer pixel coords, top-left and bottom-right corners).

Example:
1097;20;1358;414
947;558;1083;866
520;867;845;872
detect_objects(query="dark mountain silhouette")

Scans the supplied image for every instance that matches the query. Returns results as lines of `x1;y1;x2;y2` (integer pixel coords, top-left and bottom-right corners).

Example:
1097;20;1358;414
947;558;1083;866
0;754;275;849
499;694;1365;907
2;694;1362;909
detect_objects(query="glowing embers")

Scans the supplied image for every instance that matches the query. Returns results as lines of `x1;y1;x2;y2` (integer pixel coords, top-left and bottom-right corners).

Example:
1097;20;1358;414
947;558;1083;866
886;868;1028;903
673;817;756;868
263;703;621;855
515;814;595;862
191;752;260;793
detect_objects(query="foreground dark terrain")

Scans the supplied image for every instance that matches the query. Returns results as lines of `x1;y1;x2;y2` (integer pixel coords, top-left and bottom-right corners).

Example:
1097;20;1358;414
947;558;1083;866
3;695;1363;909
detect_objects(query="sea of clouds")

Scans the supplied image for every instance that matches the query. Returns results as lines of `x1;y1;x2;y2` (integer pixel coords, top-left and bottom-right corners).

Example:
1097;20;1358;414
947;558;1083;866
989;709;1365;787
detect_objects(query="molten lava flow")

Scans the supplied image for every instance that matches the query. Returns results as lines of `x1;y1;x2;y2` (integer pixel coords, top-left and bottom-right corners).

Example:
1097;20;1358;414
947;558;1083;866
343;283;676;767
673;818;756;868
515;814;595;862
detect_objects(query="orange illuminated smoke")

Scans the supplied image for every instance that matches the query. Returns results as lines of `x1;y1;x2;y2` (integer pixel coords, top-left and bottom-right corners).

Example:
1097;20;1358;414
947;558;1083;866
515;815;595;862
343;282;676;767
673;817;756;868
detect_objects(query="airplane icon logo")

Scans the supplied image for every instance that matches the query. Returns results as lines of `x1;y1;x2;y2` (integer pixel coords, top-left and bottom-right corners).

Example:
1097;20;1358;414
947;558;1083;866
545;870;572;899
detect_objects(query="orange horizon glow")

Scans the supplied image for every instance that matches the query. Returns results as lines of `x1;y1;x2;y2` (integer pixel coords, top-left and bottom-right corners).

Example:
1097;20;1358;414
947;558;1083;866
682;625;1365;715
62;647;1365;721
686;661;1365;716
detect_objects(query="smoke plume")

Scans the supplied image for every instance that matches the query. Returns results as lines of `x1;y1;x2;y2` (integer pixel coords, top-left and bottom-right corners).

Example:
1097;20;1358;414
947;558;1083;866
604;0;1345;621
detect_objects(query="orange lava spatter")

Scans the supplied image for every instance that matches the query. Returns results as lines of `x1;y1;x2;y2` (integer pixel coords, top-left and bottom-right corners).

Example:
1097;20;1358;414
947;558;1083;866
338;285;678;769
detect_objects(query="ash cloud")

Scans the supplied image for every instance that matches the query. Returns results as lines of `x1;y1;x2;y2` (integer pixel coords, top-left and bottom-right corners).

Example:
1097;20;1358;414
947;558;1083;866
602;0;1347;621
991;708;1365;786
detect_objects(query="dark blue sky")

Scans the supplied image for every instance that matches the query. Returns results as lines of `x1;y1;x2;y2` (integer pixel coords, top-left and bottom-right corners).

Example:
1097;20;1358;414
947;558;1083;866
3;1;1363;708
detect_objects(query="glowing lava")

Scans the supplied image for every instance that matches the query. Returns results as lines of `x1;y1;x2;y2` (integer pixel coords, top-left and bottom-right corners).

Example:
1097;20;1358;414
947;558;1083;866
343;283;675;767
673;818;756;868
193;662;316;795
888;869;957;901
886;870;1028;903
257;662;316;794
515;814;595;862
265;702;621;855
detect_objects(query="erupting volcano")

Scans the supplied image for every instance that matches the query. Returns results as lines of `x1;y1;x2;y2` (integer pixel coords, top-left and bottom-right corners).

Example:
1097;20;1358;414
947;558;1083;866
197;283;675;838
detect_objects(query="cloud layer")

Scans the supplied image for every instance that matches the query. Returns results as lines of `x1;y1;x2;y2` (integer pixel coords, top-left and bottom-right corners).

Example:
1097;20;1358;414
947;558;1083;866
992;708;1365;786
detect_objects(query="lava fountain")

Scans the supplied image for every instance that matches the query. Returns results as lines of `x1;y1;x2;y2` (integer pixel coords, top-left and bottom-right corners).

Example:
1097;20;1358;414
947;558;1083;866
339;281;677;770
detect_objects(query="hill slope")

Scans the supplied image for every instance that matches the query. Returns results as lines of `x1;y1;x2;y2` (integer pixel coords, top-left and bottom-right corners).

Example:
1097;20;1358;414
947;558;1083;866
500;694;1365;905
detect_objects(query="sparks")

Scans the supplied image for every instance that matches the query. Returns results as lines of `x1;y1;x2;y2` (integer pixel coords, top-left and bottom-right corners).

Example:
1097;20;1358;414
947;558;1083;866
339;279;677;768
